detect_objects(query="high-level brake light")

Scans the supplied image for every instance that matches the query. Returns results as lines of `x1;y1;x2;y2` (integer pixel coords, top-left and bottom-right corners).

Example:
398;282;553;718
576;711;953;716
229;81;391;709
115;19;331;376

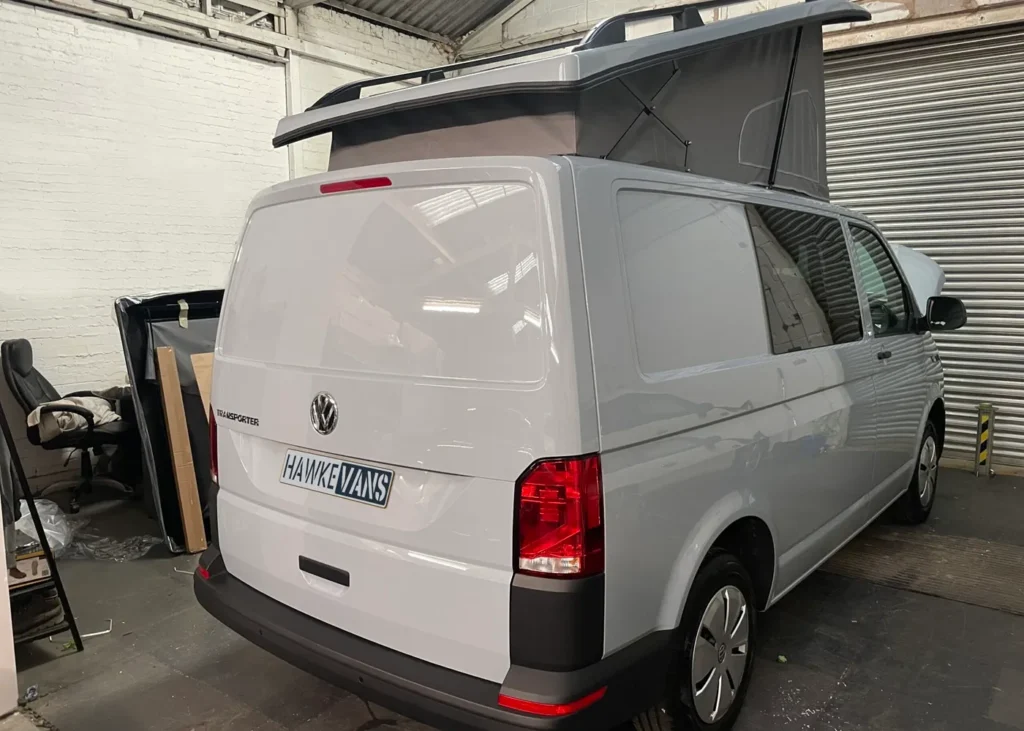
319;177;392;195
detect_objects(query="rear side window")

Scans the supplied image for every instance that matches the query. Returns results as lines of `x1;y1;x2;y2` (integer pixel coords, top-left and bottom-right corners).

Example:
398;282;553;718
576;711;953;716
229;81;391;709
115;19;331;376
848;225;910;336
617;190;768;374
748;206;863;354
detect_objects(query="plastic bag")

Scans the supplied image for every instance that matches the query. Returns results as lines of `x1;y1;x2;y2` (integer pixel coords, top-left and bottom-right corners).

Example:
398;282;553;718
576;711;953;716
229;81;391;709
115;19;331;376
15;499;73;558
63;529;161;562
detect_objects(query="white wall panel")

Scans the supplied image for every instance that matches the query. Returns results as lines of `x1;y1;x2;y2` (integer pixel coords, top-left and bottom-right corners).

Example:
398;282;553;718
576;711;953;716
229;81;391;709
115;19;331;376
0;2;288;483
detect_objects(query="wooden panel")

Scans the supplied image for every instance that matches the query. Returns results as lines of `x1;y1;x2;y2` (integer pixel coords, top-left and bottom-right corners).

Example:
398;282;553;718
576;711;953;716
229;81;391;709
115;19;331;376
191;352;214;419
156;347;207;554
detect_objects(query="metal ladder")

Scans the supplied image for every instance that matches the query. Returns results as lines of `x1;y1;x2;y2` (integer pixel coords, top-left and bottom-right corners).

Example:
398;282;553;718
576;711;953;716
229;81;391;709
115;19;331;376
0;394;83;653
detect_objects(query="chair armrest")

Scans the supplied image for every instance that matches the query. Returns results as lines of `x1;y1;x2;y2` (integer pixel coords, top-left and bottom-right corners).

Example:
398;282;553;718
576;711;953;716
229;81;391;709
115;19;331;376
64;390;117;407
37;404;95;431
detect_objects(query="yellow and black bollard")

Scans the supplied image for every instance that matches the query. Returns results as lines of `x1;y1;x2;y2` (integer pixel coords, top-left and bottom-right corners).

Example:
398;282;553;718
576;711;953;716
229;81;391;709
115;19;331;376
974;402;996;478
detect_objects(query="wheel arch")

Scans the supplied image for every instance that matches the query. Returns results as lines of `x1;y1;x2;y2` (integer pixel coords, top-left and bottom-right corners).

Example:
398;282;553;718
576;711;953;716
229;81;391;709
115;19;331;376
658;500;779;630
707;517;776;611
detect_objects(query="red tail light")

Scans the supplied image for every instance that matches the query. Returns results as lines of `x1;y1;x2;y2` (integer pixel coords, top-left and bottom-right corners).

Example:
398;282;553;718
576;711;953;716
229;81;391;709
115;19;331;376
319;177;392;195
196;565;211;581
515;455;604;577
209;407;219;483
498;687;606;717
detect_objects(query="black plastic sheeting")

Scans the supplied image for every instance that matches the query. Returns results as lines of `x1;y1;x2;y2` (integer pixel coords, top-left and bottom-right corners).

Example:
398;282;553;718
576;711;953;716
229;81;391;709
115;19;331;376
114;291;221;553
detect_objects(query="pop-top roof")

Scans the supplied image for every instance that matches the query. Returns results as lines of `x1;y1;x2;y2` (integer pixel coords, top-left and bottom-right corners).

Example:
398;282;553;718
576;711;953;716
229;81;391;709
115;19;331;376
273;0;871;200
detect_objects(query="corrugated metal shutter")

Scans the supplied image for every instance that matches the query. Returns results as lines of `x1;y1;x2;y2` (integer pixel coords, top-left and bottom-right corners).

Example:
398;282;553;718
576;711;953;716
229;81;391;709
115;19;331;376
824;25;1024;467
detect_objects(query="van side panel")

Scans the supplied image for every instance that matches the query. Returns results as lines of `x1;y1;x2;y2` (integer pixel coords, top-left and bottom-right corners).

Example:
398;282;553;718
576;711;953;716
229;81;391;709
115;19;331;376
570;159;880;655
212;157;594;683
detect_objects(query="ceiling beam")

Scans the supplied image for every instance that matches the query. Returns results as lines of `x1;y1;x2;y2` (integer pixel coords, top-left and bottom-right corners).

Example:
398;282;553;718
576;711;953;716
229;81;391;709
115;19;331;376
320;0;453;46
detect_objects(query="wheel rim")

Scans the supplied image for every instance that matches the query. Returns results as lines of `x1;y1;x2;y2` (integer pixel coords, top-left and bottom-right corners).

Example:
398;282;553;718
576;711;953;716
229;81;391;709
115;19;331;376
690;585;749;724
919;435;938;505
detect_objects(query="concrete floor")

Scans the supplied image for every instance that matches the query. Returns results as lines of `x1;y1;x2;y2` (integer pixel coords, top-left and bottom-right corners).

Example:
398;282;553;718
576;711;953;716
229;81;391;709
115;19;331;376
14;468;1024;731
0;713;39;731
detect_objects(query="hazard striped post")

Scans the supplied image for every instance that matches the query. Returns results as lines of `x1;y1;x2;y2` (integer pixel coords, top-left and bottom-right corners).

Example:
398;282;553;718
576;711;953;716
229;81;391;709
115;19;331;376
974;403;995;478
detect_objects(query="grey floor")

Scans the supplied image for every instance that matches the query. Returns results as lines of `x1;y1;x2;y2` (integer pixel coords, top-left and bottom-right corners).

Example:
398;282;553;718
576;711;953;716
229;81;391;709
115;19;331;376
0;713;38;731
14;468;1024;731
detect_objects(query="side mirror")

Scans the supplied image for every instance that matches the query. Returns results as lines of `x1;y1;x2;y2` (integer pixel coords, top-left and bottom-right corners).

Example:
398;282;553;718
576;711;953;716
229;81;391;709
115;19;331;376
927;295;967;331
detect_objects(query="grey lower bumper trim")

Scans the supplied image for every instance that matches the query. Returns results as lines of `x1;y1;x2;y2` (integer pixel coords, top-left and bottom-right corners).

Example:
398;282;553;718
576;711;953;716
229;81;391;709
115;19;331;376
194;550;672;731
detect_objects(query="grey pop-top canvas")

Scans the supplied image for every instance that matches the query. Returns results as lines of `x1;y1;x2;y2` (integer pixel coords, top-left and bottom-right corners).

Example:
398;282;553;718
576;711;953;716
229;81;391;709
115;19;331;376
273;0;870;200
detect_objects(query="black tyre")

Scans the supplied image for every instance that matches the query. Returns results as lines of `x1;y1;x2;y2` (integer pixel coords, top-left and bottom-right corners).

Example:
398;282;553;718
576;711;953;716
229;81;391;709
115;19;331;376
633;552;756;731
899;421;939;524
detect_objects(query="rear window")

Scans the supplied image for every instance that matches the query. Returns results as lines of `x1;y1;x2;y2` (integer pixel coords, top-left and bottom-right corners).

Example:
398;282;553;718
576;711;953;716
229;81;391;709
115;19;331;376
220;182;546;383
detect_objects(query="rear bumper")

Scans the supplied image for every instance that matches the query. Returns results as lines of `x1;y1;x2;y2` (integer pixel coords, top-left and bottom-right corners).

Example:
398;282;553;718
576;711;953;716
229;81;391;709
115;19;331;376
194;548;672;731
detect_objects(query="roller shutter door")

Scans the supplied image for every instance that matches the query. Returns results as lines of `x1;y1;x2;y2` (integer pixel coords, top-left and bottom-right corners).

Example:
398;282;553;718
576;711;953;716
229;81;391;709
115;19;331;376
825;25;1024;467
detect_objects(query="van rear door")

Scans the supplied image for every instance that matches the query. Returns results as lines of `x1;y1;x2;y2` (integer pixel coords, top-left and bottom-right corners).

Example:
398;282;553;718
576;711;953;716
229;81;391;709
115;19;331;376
211;158;594;683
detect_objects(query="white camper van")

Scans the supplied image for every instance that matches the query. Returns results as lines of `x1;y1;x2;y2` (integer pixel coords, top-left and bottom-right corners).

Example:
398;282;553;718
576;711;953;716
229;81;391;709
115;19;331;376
195;3;967;730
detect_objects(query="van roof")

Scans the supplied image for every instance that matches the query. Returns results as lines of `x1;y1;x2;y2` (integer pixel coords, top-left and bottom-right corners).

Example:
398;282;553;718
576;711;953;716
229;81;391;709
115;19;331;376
274;0;866;149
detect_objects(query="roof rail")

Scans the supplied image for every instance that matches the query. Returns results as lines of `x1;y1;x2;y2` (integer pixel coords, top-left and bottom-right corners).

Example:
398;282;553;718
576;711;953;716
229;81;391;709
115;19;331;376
575;0;801;50
309;39;578;111
576;3;704;49
307;0;841;117
309;0;811;112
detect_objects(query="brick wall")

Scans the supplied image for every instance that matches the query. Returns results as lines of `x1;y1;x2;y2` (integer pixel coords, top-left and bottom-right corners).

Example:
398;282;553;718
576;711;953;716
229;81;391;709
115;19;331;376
0;2;288;485
298;5;449;71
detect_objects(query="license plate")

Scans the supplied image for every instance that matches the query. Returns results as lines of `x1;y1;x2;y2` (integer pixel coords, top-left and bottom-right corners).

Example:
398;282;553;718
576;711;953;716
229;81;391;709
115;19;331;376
280;449;394;509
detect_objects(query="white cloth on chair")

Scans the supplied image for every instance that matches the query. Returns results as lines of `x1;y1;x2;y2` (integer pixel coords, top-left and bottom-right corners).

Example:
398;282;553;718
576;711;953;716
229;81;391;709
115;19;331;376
27;397;121;444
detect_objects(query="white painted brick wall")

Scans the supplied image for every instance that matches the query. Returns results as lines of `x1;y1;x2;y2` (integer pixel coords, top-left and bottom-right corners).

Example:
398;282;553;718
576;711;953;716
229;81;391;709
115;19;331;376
0;2;288;485
298;6;449;71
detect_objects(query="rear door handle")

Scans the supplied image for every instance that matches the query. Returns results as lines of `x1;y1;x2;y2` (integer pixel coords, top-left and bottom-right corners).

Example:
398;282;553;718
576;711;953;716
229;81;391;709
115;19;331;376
877;350;892;361
299;556;350;587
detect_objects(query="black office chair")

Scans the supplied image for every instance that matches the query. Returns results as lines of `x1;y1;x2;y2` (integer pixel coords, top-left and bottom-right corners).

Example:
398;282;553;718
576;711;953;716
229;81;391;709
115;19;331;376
2;339;132;512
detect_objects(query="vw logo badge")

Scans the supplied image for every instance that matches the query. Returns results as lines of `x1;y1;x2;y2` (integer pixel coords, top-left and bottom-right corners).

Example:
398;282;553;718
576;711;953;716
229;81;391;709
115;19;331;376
310;392;338;436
